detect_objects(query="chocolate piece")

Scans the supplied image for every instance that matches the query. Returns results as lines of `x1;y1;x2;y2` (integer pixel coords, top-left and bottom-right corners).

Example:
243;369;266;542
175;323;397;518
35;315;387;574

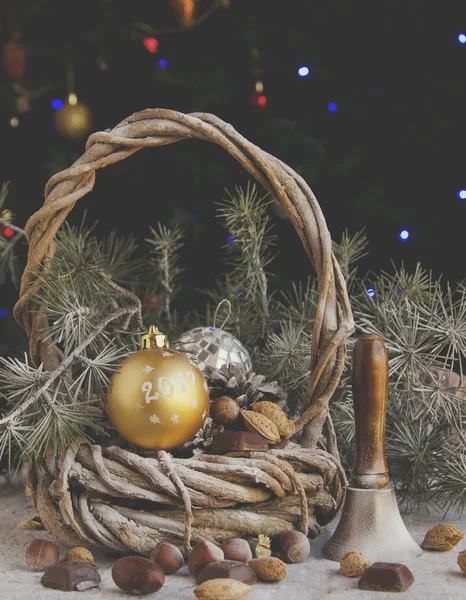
211;431;269;454
358;562;414;592
41;561;101;591
196;560;257;585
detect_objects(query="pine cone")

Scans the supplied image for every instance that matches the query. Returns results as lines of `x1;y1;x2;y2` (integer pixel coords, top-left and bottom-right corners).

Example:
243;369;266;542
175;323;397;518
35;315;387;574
204;364;288;410
180;417;224;452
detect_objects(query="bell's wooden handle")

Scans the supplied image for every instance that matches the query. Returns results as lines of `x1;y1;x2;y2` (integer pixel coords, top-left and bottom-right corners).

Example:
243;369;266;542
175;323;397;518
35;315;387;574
351;334;390;489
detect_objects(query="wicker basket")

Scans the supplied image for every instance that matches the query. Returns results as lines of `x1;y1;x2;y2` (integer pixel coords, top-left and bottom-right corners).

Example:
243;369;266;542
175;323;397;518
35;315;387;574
14;109;354;553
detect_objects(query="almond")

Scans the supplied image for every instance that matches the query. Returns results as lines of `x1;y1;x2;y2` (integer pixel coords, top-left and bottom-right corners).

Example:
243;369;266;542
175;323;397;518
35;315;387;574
241;410;281;444
66;547;95;565
251;401;295;438
248;557;287;582
422;524;464;551
194;578;251;600
339;551;371;577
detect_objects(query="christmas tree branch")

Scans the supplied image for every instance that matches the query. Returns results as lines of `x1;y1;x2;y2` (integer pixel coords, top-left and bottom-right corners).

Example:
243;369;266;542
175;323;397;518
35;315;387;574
146;223;184;325
0;306;135;428
217;183;276;339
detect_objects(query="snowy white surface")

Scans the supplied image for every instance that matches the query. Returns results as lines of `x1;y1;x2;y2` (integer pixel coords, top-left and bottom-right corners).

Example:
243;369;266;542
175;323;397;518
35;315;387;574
0;478;465;599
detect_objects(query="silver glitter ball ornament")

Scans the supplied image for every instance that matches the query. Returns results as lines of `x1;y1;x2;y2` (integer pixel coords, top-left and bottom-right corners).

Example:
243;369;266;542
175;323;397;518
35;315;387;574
176;327;252;375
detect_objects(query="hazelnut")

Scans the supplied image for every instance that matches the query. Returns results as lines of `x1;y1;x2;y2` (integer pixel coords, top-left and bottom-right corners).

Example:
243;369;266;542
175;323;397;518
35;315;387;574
150;542;184;574
210;397;240;427
188;541;224;575
458;549;466;573
112;556;165;595
25;539;60;571
221;538;252;563
66;547;94;564
278;530;310;563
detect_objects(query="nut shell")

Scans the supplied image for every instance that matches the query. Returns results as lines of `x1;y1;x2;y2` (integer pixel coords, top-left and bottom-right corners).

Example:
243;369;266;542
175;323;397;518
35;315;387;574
149;542;184;574
339;551;371;577
241;410;281;444
251;401;294;438
188;541;224;575
248;535;272;558
248;557;287;582
278;530;310;563
458;549;466;573
25;539;60;571
66;547;94;564
221;538;252;563
210;397;240;427
112;556;165;595
194;578;251;600
422;524;464;551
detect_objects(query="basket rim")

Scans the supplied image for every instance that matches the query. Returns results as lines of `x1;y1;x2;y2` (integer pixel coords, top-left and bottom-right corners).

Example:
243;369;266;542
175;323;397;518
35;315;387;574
14;108;354;446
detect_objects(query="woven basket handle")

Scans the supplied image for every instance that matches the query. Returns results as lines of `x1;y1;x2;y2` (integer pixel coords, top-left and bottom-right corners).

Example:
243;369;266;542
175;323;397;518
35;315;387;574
14;109;354;446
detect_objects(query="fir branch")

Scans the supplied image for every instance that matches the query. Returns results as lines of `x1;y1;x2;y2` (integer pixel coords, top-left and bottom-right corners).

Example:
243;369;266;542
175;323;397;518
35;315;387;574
100;229;144;287
332;229;368;282
146;223;184;325
217;183;276;330
432;436;466;515
260;320;311;392
274;277;318;325
0;306;135;433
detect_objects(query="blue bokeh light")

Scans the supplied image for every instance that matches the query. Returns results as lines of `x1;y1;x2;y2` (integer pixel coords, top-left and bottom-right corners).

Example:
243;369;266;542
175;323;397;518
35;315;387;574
52;99;64;110
457;189;466;200
399;229;410;241
298;66;310;77
367;288;376;298
458;33;466;44
158;58;168;68
0;309;9;318
328;102;338;113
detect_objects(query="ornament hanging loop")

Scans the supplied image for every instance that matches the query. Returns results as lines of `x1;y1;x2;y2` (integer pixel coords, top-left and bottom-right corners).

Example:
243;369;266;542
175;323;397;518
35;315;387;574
213;299;232;330
140;324;169;350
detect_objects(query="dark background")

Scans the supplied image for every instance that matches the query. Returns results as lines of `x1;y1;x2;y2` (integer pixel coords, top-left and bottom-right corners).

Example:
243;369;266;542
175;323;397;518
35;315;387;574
1;0;466;352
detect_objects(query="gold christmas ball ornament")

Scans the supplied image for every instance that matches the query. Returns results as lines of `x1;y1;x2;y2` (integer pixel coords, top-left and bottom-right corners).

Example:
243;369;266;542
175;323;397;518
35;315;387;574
176;327;252;375
107;325;210;450
54;99;93;140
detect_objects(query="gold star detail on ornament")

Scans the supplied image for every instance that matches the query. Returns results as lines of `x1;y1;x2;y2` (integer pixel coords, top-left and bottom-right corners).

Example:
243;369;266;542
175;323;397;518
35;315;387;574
149;414;161;425
203;381;209;393
135;399;143;412
171;414;180;425
190;399;197;408
161;351;174;358
202;410;207;419
142;365;154;374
